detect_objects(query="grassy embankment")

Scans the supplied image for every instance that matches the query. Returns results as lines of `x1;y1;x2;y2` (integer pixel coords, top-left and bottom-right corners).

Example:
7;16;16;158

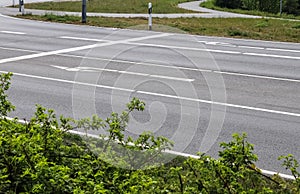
20;0;300;42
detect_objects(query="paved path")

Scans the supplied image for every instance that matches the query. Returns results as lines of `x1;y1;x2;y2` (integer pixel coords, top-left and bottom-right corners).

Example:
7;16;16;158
0;0;261;18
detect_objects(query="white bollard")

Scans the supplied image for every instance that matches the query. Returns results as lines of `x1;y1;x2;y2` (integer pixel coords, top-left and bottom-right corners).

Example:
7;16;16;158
148;2;152;30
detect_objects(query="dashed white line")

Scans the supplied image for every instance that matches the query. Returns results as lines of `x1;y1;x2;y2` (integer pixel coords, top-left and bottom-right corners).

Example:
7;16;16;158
0;30;26;35
266;48;300;53
51;65;194;82
57;53;300;83
238;45;264;50
2;70;300;118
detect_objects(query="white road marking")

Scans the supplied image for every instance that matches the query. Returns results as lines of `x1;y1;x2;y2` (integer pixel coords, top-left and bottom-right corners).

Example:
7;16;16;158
238;45;264;50
2;70;300;118
127;42;300;60
244;52;300;60
0;30;26;35
198;40;300;53
51;65;194;82
266;48;300;53
58;53;300;83
60;36;108;42
0;33;171;64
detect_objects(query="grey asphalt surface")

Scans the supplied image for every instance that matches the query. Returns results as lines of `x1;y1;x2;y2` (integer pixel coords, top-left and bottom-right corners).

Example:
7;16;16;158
0;13;300;174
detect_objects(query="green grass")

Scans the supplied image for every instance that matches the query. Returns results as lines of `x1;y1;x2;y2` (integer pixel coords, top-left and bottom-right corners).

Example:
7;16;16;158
19;14;300;43
25;0;196;13
200;0;300;20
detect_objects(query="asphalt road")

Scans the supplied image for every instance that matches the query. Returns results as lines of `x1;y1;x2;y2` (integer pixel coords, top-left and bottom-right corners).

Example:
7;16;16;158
0;14;300;174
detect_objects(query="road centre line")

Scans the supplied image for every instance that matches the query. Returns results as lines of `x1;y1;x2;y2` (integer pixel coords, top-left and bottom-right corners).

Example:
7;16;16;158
198;40;300;53
51;65;194;82
57;53;300;83
0;30;26;35
126;42;300;60
59;36;299;59
0;33;171;64
60;36;109;42
2;70;300;118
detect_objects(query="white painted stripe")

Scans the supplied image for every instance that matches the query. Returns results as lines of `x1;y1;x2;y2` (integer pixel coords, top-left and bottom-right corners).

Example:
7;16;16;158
127;42;241;54
2;115;295;180
58;54;300;83
0;46;39;53
51;65;194;82
0;30;26;35
238;45;264;50
127;42;300;59
2;70;300;117
0;70;134;92
0;33;170;64
60;36;108;42
243;52;300;60
136;90;300;117
214;71;300;83
266;48;300;53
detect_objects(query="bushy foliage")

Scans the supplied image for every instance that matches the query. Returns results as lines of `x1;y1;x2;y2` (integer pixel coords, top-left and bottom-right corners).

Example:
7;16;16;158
0;72;300;193
212;0;300;15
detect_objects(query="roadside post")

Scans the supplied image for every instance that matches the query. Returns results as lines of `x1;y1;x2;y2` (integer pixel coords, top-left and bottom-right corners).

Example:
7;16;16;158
82;0;87;23
12;0;15;7
148;2;152;30
279;0;282;15
19;0;24;15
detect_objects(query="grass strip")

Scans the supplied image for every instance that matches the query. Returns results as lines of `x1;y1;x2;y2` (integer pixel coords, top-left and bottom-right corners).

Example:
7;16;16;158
19;14;300;43
24;0;196;13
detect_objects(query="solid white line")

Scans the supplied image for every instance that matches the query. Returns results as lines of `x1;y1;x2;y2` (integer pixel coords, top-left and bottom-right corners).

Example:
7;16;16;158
125;42;241;54
58;54;300;83
3;70;300;117
60;36;108;42
52;65;194;82
127;42;300;60
137;90;300;117
0;30;26;35
0;70;134;92
243;52;300;60
0;46;39;53
0;33;170;64
238;45;264;50
214;71;300;83
266;48;300;53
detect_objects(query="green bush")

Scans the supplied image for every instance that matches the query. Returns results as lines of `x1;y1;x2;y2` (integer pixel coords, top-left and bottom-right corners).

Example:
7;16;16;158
0;72;300;193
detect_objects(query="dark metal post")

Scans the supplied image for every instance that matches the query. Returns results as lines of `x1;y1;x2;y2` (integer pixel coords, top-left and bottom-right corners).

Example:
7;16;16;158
82;0;87;23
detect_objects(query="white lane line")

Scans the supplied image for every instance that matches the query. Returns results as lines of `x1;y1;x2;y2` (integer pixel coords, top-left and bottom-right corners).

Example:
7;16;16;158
60;36;109;42
198;40;300;53
238;45;264;50
51;65;194;82
58;53;300;83
127;42;241;54
0;46;40;53
126;42;300;60
0;70;134;92
0;30;26;35
213;71;300;83
0;33;170;64
243;52;300;60
137;91;300;117
3;70;300;118
266;48;300;53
